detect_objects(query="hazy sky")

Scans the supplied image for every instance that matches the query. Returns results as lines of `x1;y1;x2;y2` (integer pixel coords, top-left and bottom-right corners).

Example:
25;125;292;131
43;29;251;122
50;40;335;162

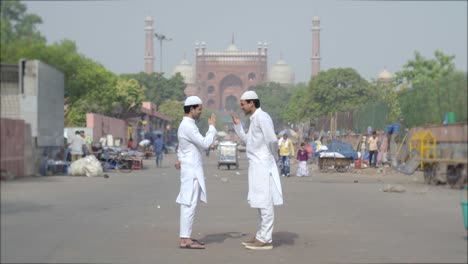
25;0;467;83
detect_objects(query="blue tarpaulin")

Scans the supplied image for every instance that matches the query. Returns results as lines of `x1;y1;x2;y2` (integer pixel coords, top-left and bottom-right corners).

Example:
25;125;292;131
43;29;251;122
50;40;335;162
325;139;359;160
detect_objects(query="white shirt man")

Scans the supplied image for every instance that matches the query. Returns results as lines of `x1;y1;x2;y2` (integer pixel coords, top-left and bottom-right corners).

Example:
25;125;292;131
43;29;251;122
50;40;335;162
231;90;283;250
68;131;85;161
175;96;217;249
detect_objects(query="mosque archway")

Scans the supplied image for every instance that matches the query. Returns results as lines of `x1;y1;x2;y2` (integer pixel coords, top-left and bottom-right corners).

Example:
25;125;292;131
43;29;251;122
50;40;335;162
219;74;243;110
224;95;239;112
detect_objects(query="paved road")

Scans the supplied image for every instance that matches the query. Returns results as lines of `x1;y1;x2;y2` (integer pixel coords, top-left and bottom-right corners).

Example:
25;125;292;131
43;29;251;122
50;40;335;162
2;151;467;263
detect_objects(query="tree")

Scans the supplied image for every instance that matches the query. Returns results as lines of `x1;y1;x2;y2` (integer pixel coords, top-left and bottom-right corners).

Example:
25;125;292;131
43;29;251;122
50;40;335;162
158;99;184;131
283;82;314;124
120;72;186;109
373;81;401;123
395;50;466;126
395;50;456;88
1;0;46;63
307;68;373;116
253;82;294;130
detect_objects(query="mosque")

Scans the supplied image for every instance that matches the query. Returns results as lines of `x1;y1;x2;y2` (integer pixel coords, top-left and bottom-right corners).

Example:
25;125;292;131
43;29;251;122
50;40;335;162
172;40;296;111
144;16;392;110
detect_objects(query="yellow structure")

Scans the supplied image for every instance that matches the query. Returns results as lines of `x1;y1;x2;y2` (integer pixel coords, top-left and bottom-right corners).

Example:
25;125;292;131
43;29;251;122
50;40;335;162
409;130;437;169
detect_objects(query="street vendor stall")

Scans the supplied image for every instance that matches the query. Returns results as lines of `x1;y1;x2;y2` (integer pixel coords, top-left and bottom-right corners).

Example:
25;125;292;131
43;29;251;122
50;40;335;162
318;139;358;173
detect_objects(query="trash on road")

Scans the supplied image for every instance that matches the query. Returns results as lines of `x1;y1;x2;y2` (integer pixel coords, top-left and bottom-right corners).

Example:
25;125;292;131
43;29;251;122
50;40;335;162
380;184;406;193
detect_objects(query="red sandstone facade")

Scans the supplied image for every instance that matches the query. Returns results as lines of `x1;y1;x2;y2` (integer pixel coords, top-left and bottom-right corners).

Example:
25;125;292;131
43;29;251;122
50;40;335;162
189;43;268;111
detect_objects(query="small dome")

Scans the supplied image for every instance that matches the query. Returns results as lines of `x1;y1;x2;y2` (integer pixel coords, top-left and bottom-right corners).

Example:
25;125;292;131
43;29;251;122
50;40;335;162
269;58;295;85
172;58;195;84
378;68;392;81
226;43;240;52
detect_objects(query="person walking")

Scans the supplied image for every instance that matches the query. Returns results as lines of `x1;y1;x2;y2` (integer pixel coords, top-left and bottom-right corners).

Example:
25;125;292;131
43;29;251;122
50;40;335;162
153;134;165;168
175;96;217;250
231;90;283;250
296;142;309;177
367;131;378;168
67;130;85;162
278;133;295;177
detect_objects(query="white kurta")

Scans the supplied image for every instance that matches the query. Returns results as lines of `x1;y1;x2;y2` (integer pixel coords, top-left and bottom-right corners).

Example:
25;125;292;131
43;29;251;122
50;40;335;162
234;108;283;208
176;117;217;205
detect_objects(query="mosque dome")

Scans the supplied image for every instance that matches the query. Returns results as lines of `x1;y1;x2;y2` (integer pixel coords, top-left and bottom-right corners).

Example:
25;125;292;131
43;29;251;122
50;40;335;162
378;68;392;82
172;58;195;84
225;43;240;53
269;58;295;85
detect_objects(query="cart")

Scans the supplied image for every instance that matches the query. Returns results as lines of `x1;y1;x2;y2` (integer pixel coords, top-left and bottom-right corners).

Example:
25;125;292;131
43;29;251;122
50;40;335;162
318;156;353;172
218;141;238;170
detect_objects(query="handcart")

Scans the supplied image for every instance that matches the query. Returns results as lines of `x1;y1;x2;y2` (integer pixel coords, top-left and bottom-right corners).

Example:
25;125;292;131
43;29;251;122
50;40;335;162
218;141;238;170
318;156;353;173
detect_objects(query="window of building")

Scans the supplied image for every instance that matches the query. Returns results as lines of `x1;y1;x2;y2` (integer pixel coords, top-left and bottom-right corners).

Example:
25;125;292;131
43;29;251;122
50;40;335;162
208;99;215;107
248;72;256;81
208;72;215;80
208;86;215;94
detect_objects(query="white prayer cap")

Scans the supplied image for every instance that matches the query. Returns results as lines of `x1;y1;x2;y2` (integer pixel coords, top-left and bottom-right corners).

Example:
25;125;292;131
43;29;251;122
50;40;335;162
240;91;259;100
184;96;203;106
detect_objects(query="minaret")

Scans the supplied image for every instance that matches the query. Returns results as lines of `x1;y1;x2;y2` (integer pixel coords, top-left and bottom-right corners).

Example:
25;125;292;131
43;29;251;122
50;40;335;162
311;16;321;78
144;16;154;74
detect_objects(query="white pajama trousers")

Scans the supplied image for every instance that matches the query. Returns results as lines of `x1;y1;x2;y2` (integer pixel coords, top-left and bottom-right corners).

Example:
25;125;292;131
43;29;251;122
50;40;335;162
255;175;275;243
256;203;274;243
179;179;201;238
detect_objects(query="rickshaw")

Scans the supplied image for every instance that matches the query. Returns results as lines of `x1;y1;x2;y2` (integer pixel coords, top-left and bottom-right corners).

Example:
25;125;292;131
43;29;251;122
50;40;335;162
218;141;238;170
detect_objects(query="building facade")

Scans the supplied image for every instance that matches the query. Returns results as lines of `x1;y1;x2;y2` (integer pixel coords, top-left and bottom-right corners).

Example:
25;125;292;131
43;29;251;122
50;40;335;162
185;41;269;110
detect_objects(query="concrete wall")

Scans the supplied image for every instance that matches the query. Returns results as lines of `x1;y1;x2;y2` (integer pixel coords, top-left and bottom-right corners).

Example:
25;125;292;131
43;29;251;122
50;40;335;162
20;60;64;147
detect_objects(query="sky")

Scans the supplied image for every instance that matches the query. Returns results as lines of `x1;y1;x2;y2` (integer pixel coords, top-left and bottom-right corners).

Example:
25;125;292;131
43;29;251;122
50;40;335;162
25;0;467;83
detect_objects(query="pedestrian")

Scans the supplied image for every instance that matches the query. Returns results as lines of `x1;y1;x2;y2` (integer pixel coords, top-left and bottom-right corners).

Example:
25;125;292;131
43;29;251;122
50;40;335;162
80;130;92;157
367;131;378;168
304;139;313;164
175;96;217;250
231;90;283;250
127;137;134;150
278;133;295;177
296;143;309;177
377;132;389;167
153;134;165;168
67;130;85;162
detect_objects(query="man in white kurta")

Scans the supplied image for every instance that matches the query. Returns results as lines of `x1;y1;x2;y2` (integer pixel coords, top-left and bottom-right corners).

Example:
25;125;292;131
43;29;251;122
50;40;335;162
231;91;283;250
175;96;217;249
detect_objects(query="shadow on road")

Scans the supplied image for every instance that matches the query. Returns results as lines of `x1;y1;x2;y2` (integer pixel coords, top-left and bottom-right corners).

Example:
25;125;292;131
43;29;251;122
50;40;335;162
272;231;298;247
199;231;299;247
200;232;247;244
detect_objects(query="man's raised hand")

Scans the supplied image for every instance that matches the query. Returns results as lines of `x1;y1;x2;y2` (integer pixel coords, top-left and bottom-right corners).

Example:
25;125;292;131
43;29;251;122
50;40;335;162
208;113;216;126
230;111;240;125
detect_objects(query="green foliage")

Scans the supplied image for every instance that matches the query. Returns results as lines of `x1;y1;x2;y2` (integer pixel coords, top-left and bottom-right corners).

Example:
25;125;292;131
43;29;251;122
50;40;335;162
373;81;402;123
395;50;456;87
120;72;186;109
253;82;294;130
396;50;466;127
398;71;467;126
283;82;315;123
158;99;184;130
307;68;373;116
0;0;46;63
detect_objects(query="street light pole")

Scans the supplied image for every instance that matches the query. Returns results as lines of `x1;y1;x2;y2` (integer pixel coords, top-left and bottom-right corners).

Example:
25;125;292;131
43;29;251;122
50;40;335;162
154;33;172;73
